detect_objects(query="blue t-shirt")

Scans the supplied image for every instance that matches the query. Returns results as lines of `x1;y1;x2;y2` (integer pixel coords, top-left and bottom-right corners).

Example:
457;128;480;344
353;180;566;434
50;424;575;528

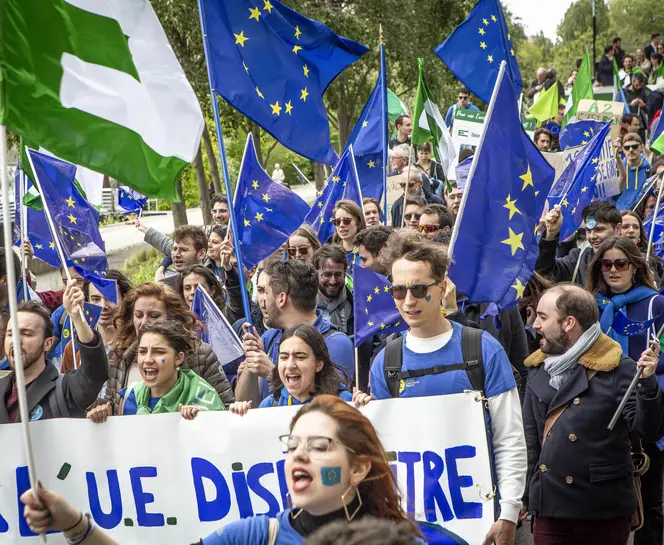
121;387;161;415
370;322;516;399
615;156;651;210
259;312;354;400
258;385;353;408
202;509;300;545
0;356;8;370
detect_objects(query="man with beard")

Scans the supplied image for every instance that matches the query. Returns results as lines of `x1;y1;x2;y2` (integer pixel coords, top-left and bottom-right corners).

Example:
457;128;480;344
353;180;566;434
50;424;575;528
0;284;108;423
235;260;353;407
313;246;353;337
523;283;664;544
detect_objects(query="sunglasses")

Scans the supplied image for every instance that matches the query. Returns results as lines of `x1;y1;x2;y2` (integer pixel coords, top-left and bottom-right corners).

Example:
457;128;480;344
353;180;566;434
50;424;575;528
390;281;438;300
418;224;442;234
624;144;640;151
287;246;310;257
599;258;631;272
404;213;422;221
332;217;354;227
458;96;469;100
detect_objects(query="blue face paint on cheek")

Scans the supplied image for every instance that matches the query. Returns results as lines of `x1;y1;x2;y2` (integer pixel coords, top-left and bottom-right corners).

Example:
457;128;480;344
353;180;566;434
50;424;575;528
321;466;342;486
161;358;167;365
425;295;432;303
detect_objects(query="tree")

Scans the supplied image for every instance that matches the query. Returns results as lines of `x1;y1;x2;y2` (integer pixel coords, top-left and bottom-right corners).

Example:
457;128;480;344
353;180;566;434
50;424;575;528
557;0;611;43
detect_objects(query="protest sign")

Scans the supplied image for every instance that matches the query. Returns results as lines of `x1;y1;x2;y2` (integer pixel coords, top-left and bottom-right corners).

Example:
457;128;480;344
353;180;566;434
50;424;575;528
575;99;623;141
451;109;485;151
386;173;404;211
0;394;494;545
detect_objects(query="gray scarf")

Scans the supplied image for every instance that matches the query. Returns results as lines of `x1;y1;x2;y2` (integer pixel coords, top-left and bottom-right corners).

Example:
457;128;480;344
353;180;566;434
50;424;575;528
543;322;601;390
316;289;351;335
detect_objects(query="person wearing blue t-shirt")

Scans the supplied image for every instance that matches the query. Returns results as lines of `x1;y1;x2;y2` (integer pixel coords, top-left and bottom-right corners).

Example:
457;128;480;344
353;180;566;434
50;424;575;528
228;325;353;415
615;133;651;210
235;260;354;407
445;86;480;129
364;231;526;545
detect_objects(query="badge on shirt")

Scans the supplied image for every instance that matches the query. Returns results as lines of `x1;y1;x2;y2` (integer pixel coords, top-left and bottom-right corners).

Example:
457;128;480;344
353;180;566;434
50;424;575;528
29;404;43;421
63;328;70;339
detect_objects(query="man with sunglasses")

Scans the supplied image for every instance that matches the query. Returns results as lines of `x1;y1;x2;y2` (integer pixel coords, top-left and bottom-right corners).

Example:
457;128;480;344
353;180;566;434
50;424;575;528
390;171;442;228
369;231;526;545
312;246;353;337
445;86;479;129
615;134;652;211
418;204;454;238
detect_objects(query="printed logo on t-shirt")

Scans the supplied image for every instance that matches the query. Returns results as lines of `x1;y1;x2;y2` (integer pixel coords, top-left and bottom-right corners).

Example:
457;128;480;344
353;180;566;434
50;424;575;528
29;404;43;421
404;379;420;390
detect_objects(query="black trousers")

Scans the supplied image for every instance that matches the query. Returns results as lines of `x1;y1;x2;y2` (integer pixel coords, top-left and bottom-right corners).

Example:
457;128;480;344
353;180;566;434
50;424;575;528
634;442;664;545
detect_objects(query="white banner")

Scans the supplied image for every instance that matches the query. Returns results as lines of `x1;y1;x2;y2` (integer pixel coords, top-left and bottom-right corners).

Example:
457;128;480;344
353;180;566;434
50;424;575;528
0;394;495;545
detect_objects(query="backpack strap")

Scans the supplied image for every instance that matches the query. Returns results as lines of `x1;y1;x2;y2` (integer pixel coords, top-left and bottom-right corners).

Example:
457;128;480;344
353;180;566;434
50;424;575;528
383;337;404;398
47;374;71;418
266;517;280;545
461;327;485;392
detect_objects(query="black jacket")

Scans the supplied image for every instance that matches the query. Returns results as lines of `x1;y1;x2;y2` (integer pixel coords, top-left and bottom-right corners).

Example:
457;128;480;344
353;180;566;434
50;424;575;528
0;333;108;424
535;236;593;286
523;334;664;520
597;56;614;86
390;191;444;228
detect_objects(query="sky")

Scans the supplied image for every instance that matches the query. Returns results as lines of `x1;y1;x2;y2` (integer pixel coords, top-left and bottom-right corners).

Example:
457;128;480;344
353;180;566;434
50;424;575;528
503;0;576;41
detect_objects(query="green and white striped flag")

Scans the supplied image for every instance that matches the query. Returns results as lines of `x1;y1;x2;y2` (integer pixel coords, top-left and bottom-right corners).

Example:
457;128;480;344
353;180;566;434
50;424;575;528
0;0;204;202
411;58;457;174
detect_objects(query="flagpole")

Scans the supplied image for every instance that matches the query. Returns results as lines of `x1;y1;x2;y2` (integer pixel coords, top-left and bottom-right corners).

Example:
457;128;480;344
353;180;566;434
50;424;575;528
197;0;253;326
0;127;45;542
646;177;664;263
401;141;415;228
20;170;29;300
379;25;389;225
631;173;661;212
448;62;507;259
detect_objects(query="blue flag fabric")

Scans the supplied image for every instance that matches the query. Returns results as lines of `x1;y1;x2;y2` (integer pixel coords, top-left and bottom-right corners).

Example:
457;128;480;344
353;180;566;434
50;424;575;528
611;311;659;337
618;173;660;212
233;134;310;268
546;122;612;240
449;70;554;310
455;156;473;191
62;303;103;345
643;204;664;250
199;0;368;165
352;266;407;347
117;187;148;216
559;120;606;151
73;266;118;305
26;149;108;274
13;169;60;268
346;74;385;201
434;0;522;104
304;146;363;245
191;286;244;368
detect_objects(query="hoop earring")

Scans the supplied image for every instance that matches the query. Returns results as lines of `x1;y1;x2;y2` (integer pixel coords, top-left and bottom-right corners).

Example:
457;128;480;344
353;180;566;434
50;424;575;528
286;493;304;519
341;484;363;522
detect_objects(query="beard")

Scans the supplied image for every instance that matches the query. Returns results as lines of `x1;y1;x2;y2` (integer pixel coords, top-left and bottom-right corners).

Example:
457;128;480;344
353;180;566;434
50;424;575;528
540;329;570;356
319;284;342;299
263;302;282;330
9;341;45;371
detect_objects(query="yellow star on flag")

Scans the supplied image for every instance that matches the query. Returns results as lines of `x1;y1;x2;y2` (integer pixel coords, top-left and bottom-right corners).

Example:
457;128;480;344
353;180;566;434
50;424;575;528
479;27;485;35
367;295;372;302
332;176;341;182
487;55;494;63
571;207;577;214
317;201;323;208
482;18;489;25
503;194;521;219
501;227;525;255
35;244;43;250
49;242;55;249
384;286;389;293
255;212;264;222
367;160;375;168
294;25;302;39
249;7;261;21
562;197;570;207
374;287;380;294
480;42;487;49
244;219;251;227
380;323;386;330
68;213;78;224
303;65;309;78
263;0;273;12
234;31;249;47
256;87;264;99
252;180;259;190
511;278;526;300
510;49;515;56
243;61;249;73
592;157;599;164
362;120;368;127
300;87;309;101
491;14;497;22
292;45;302;54
520;166;533;191
262;193;270;203
583;131;590;137
367;321;374;326
285;101;293;114
581;186;588;193
65;196;76;208
270;101;282;116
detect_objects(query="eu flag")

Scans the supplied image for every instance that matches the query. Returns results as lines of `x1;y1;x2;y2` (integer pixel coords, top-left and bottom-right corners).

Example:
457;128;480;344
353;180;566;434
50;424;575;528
448;68;554;310
434;0;522;104
117;187;148;216
612;311;659;337
73;267;118;305
191;286;245;369
346;73;385;201
304;146;363;245
61;302;103;345
559;120;606;151
546;122;612;240
618;173;659;212
26;149;108;273
234;133;310;268
13;169;59;268
199;0;368;165
352;266;407;347
644;204;664;251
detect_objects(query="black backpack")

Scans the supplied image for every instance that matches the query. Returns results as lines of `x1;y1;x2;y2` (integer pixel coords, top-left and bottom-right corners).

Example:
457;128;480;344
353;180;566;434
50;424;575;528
383;327;486;398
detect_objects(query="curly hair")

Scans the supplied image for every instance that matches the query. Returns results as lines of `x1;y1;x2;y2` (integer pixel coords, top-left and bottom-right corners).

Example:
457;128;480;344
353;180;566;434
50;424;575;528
112;282;200;354
137;319;195;357
382;230;449;281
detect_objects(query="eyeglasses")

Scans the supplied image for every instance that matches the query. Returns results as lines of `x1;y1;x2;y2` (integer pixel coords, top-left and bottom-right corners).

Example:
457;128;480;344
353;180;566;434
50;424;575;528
320;271;345;281
390;281;438;300
599;258;631;272
418;224;442;234
278;434;355;457
624;144;640;151
458;95;469;101
404;213;422;221
288;246;310;257
332;217;354;227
